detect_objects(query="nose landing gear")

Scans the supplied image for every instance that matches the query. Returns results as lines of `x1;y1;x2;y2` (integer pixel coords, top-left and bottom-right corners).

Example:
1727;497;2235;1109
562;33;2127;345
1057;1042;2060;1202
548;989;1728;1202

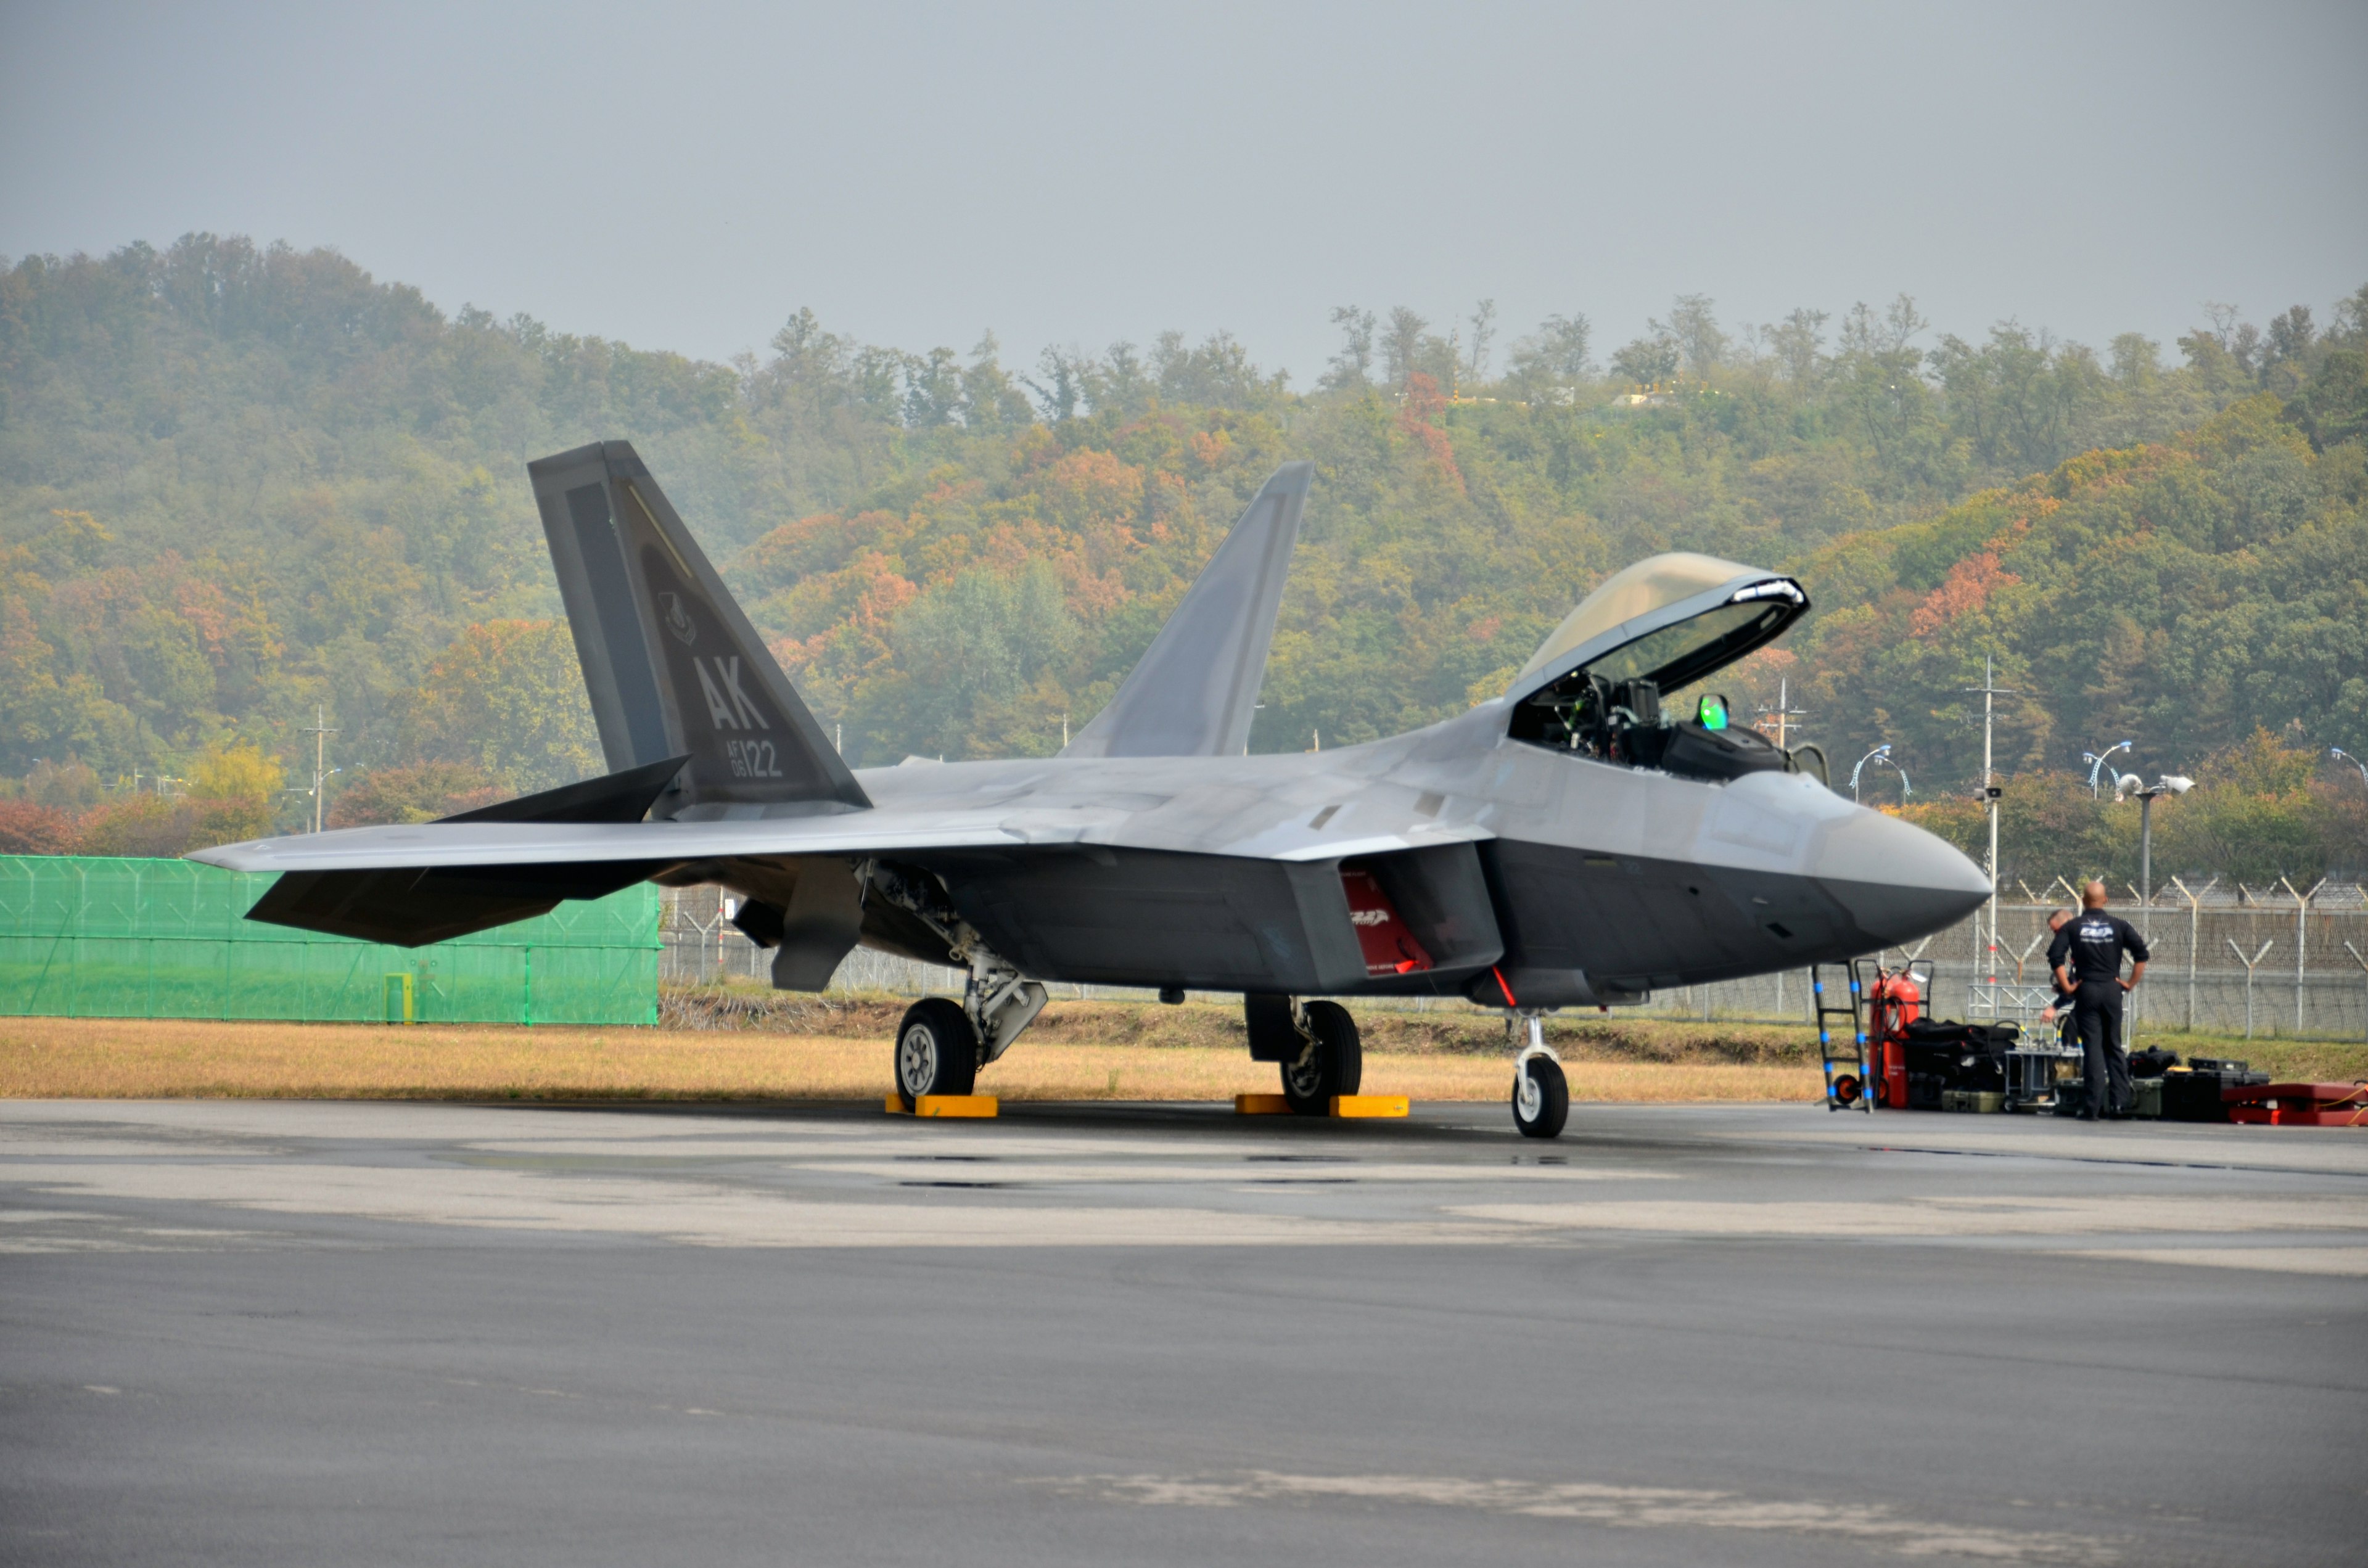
1511;1012;1569;1138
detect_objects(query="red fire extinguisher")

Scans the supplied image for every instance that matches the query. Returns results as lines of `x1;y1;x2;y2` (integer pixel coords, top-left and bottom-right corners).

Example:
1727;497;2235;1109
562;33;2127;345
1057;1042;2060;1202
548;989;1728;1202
1867;969;1922;1109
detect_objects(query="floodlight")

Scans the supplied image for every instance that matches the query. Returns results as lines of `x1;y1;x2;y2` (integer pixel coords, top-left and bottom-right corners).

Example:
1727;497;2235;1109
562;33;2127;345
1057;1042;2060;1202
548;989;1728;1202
2159;774;2193;795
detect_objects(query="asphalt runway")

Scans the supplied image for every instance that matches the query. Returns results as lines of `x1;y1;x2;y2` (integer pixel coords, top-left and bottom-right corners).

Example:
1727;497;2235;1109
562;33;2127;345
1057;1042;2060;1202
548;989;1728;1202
4;1098;2363;1567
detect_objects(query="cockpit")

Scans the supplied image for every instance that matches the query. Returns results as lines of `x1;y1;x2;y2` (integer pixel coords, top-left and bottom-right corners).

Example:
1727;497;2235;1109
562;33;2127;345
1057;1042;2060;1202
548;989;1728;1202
1504;552;1822;785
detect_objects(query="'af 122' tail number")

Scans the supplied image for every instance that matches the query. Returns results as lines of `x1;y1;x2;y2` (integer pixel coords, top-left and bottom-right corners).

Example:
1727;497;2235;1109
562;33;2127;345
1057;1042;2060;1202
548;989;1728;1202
688;655;782;776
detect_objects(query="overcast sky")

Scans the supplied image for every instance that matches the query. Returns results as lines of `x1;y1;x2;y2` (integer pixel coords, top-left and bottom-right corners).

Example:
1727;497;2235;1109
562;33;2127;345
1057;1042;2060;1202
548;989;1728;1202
4;0;2364;383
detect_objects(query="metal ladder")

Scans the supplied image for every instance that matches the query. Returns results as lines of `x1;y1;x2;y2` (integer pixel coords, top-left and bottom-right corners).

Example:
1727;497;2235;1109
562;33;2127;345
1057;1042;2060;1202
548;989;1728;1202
1812;961;1872;1112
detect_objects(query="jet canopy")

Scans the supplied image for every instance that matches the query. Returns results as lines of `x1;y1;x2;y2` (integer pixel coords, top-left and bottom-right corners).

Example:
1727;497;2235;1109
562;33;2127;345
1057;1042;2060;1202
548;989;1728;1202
1509;552;1806;704
1503;552;1813;782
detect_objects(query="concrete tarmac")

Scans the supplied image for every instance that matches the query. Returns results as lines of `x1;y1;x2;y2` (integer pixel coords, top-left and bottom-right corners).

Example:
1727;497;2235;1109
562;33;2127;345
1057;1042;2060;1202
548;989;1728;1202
4;1098;2364;1567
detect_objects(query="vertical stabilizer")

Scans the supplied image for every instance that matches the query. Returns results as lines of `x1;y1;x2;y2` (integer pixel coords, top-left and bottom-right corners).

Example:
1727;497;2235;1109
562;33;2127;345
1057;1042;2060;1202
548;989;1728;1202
530;441;870;815
1065;461;1313;758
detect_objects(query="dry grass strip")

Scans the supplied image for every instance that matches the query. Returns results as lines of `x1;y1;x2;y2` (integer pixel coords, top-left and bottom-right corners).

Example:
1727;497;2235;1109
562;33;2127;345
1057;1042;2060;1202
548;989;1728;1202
665;990;1829;1064
0;1016;1817;1104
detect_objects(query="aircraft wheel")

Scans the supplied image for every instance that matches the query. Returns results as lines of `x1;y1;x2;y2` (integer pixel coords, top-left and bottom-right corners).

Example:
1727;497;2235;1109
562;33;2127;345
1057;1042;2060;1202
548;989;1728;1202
895;998;978;1109
1281;1001;1362;1115
1513;1056;1569;1139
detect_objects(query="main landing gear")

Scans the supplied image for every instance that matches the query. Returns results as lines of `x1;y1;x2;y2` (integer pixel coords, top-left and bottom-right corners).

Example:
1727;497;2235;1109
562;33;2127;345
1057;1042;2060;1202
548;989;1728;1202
1280;1001;1362;1115
895;997;977;1102
868;861;1048;1110
1246;995;1363;1115
1510;1012;1569;1139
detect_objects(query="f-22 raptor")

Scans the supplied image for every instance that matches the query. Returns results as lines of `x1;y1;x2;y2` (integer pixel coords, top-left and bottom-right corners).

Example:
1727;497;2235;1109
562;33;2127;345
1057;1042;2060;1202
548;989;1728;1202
195;441;1991;1137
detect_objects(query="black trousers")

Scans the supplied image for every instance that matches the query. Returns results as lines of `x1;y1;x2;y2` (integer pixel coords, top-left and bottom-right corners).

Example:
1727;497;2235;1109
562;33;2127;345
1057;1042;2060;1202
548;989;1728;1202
2074;982;2129;1116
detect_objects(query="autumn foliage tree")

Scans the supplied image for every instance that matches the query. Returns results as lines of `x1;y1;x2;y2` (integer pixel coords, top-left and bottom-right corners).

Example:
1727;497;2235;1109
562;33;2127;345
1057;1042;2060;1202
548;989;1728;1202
327;761;505;826
5;235;2366;876
400;620;601;792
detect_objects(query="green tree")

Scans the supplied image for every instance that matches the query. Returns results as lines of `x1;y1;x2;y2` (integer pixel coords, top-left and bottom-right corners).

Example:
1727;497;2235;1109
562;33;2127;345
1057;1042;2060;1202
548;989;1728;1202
401;620;601;791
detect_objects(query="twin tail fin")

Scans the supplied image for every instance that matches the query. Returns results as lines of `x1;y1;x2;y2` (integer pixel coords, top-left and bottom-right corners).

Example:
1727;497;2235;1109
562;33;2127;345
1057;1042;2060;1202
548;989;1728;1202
1064;461;1312;759
528;441;868;815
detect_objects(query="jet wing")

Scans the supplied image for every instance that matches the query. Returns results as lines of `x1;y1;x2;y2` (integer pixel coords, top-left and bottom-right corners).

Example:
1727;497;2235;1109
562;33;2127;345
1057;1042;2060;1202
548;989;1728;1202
189;802;1490;876
194;813;1074;874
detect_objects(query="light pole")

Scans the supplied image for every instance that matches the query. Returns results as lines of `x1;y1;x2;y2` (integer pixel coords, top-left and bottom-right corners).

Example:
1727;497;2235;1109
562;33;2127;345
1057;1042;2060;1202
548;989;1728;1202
2332;748;2368;790
1964;657;2016;983
2082;741;2132;798
2124;775;2193;922
300;705;339;834
1849;745;1909;805
1754;675;1806;751
1849;745;1886;803
2120;773;2193;1036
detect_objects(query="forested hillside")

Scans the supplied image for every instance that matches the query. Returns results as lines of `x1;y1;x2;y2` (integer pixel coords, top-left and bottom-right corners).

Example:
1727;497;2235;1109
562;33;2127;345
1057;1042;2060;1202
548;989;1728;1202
3;234;2365;877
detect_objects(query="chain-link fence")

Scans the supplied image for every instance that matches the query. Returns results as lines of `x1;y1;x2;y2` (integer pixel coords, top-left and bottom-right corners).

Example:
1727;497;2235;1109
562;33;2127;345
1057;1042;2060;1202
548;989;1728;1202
1640;880;2368;1040
660;880;2368;1042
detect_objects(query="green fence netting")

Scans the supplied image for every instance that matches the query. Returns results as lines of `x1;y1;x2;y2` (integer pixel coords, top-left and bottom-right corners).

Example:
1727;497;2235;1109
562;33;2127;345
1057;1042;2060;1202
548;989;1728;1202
0;856;659;1025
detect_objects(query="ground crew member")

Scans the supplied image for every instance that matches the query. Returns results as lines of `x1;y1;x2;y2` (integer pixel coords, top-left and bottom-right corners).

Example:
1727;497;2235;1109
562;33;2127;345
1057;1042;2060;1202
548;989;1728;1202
2037;909;2078;1048
2047;880;2149;1120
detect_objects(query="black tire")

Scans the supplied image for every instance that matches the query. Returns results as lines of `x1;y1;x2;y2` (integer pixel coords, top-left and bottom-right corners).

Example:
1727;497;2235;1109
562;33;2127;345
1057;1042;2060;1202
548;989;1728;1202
895;997;978;1109
1280;1001;1362;1115
1513;1056;1569;1139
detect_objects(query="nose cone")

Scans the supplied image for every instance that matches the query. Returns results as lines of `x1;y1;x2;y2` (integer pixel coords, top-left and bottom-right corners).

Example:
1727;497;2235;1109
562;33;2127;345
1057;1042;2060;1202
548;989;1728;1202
1810;807;1992;948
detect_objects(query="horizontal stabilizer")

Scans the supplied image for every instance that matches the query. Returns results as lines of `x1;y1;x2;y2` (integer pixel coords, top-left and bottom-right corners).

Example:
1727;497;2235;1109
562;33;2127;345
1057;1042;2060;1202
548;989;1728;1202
530;441;868;814
442;754;689;824
1065;461;1312;758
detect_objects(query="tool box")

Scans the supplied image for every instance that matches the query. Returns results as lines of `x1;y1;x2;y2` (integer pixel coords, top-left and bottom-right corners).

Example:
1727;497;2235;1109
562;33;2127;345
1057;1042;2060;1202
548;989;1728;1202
1902;1022;2013;1091
2163;1061;2270;1123
2222;1081;2367;1127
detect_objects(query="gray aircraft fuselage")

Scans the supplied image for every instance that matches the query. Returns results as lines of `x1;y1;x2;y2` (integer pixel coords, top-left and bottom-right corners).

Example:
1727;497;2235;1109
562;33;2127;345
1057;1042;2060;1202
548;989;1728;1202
822;698;1987;1008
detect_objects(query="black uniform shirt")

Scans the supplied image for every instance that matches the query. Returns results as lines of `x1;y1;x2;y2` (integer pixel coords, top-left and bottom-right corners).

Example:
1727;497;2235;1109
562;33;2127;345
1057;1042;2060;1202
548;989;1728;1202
2047;913;2150;985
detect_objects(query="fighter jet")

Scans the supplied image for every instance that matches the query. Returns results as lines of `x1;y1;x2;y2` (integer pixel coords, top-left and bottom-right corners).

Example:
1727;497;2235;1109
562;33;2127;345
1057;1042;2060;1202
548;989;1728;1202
192;441;1991;1137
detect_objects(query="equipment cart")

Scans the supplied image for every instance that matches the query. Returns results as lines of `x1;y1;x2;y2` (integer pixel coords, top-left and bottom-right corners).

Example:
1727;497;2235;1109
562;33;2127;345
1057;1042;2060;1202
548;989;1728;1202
2005;1045;2084;1114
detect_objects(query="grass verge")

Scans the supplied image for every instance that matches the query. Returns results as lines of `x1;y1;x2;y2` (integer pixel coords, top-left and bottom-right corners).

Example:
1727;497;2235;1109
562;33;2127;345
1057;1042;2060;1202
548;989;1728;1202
1;1009;1816;1103
5;992;2353;1104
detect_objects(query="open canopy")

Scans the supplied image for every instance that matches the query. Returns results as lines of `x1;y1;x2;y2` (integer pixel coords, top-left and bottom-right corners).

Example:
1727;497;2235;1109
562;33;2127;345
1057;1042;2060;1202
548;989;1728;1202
1508;552;1807;702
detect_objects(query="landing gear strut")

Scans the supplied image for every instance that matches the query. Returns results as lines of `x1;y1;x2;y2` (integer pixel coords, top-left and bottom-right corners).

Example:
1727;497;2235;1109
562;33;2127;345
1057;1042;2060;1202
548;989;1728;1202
1511;1012;1568;1138
867;861;1048;1109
